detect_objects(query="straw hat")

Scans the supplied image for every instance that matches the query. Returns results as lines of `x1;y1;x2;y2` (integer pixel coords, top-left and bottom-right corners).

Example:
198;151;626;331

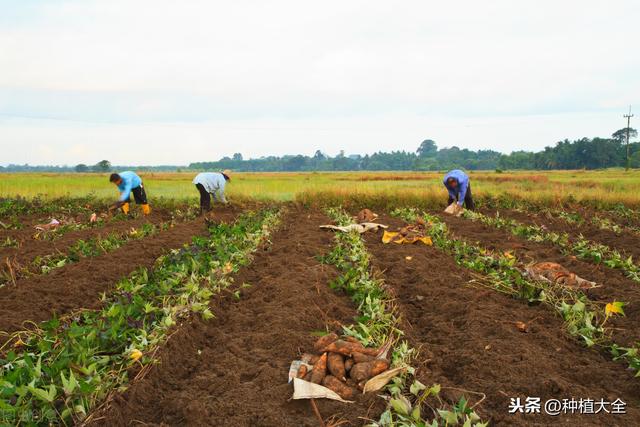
222;169;232;180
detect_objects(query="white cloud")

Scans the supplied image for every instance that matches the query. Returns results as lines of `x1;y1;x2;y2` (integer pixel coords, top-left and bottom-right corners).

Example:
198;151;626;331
0;111;626;166
0;0;638;165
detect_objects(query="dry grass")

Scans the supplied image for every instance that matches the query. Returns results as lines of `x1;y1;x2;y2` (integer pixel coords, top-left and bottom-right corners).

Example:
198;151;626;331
1;169;640;208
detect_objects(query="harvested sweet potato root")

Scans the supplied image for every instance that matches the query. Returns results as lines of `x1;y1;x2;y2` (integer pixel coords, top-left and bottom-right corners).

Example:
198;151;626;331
344;358;354;372
322;375;357;400
314;333;338;352
297;364;308;379
349;359;390;382
295;335;393;396
327;352;346;381
302;353;320;365
310;353;328;384
352;351;375;363
322;339;379;357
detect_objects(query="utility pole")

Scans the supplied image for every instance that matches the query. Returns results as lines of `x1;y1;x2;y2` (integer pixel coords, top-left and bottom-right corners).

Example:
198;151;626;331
624;106;634;171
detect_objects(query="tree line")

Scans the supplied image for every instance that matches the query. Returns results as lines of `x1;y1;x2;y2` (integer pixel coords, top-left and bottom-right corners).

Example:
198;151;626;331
189;128;639;171
1;127;637;172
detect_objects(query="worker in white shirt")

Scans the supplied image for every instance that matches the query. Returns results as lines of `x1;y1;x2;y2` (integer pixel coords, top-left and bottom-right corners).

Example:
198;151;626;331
192;170;231;214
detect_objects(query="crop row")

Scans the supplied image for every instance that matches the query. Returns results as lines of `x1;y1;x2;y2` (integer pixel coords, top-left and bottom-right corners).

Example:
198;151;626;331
480;196;640;234
480;194;640;218
323;208;486;426
392;208;640;380
0;196;98;220
1;206;202;289
0;196;199;234
2;222;160;288
462;210;640;283
0;208;281;425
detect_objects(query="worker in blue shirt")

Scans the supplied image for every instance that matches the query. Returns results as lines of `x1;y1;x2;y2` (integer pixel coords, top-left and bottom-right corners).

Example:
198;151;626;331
192;170;231;214
109;171;151;215
443;169;475;210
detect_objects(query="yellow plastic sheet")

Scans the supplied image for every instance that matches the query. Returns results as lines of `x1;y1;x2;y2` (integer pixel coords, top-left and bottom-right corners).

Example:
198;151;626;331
382;231;432;245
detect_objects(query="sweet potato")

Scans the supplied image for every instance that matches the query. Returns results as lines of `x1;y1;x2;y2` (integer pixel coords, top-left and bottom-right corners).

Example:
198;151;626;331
302;353;320;365
352;351;375;363
349;359;390;382
313;333;338;352
322;339;379;357
327;352;346;381
297;364;308;379
344;358;354;372
310;353;328;384
303;371;313;382
322;375;357;400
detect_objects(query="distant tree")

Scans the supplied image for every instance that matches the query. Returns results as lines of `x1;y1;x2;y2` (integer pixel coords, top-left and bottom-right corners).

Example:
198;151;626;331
94;160;111;172
232;153;243;161
417;139;438;157
612;127;638;143
283;155;306;171
75;164;89;172
313;150;326;160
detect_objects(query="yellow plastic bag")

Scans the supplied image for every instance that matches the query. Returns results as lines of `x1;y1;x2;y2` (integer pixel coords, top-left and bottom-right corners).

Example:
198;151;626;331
382;230;432;245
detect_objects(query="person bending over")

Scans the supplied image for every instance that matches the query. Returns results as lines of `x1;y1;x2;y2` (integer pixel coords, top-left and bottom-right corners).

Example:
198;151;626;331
192;170;231;214
109;171;151;215
443;169;475;211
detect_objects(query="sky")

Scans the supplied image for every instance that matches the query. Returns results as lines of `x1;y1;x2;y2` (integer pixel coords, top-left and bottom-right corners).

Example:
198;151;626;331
0;0;638;166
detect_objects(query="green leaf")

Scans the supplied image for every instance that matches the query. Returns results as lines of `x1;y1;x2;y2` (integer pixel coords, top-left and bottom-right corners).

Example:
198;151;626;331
390;397;410;416
34;355;42;379
61;370;78;396
410;380;427;396
438;409;459;425
429;384;441;396
581;335;595;347
28;384;56;403
411;405;421;421
572;301;586;313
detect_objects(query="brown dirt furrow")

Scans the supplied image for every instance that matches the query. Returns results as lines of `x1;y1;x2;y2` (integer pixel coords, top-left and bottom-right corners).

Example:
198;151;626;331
486;208;640;262
438;212;640;348
363;213;640;426
0;209;239;338
0;209;177;269
0;211;82;237
585;207;640;229
92;210;384;427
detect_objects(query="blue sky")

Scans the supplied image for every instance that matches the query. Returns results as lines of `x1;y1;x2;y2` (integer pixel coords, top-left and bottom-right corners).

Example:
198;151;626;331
0;0;638;166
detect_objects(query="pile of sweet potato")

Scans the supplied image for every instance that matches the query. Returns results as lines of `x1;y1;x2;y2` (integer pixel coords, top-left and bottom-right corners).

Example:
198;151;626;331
296;333;390;400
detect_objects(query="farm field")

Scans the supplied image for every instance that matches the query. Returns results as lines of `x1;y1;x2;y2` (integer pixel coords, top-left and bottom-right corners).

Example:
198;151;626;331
1;172;640;425
2;169;640;207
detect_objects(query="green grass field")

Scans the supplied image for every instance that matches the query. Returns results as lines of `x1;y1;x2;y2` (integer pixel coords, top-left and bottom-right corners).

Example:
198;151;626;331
1;169;640;208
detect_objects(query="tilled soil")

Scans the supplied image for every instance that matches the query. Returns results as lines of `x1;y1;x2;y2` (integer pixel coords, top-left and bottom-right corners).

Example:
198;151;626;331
582;206;640;230
363;213;640;426
92;210;385;427
487;208;640;262
0;209;176;274
0;208;241;339
437;212;640;349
